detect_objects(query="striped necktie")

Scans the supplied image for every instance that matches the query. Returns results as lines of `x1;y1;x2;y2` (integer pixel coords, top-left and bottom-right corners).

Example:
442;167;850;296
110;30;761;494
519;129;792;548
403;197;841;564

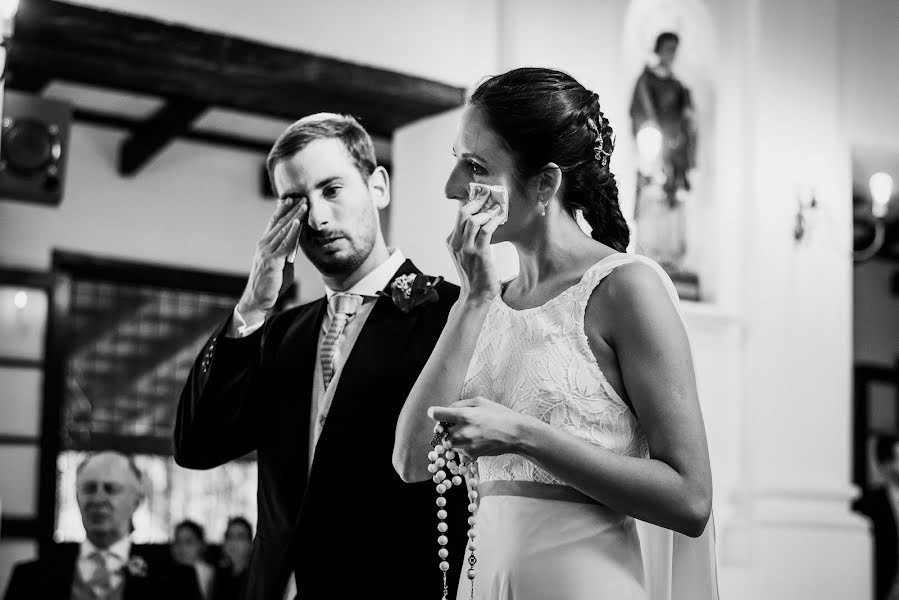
320;293;363;390
88;550;113;598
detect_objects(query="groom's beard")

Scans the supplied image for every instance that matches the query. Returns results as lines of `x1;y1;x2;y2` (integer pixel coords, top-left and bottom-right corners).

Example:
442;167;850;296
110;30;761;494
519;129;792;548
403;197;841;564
300;229;375;277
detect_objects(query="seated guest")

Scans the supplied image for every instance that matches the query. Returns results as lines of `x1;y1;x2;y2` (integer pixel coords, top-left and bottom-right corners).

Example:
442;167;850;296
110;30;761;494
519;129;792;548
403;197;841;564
171;520;214;599
855;434;899;600
4;451;201;600
210;518;253;600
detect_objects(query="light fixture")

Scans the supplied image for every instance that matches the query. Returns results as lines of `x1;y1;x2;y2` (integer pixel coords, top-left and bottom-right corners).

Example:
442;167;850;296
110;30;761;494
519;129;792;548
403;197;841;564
854;171;894;262
0;0;18;20
636;125;663;165
0;0;17;36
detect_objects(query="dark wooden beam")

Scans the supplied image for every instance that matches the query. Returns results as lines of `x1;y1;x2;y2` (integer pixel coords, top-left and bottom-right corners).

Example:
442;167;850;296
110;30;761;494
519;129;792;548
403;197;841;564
118;99;208;176
9;1;465;139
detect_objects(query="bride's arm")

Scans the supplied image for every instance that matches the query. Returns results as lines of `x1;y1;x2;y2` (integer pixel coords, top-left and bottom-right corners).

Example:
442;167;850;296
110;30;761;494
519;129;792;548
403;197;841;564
434;263;713;537
393;298;491;482
392;196;503;482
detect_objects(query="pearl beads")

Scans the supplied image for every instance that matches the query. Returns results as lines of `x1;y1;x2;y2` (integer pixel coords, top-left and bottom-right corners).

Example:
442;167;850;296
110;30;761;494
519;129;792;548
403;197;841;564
429;421;479;600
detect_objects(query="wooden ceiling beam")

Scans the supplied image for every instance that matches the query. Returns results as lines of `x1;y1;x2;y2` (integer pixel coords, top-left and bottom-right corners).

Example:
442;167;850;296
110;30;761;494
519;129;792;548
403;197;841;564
8;1;465;139
118;98;208;176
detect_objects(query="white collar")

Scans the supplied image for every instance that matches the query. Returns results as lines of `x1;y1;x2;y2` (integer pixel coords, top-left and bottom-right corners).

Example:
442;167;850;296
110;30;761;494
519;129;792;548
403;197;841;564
79;536;132;563
324;248;406;300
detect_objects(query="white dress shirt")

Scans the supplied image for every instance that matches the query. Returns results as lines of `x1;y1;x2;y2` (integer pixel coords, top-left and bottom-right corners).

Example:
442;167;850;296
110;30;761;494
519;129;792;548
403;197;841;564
77;536;131;596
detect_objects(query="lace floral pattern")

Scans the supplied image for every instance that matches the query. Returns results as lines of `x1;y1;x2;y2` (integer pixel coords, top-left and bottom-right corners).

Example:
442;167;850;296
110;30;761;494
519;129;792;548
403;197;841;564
462;256;667;485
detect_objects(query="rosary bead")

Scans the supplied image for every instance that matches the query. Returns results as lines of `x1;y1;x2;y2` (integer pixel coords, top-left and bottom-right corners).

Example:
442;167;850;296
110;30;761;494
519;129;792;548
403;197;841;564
438;535;448;546
435;470;447;482
427;463;438;474
440;561;450;572
438;522;448;533
467;529;477;539
442;439;453;450
436;497;447;507
452;476;463;486
467;569;476;580
446;450;456;460
468;490;478;501
468;502;478;513
468;540;477;552
436;457;446;468
442;478;453;489
432;474;441;484
467;477;479;489
437;509;447;520
436;484;447;494
438;548;449;559
459;464;470;475
428;451;438;462
468;516;476;526
435;445;445;455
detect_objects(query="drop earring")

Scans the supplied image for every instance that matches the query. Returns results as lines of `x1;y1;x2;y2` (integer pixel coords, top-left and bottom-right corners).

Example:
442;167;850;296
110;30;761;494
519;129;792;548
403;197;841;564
538;199;547;217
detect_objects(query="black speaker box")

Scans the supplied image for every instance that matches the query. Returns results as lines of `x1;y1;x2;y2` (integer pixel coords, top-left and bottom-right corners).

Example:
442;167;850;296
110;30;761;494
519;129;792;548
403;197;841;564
0;90;73;206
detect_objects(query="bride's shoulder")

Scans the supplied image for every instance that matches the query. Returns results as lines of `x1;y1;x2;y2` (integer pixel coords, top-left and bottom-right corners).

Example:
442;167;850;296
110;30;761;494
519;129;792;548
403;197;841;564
587;255;672;311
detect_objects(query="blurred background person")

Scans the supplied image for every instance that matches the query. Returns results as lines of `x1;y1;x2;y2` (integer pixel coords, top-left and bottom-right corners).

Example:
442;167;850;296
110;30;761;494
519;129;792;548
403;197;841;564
4;451;201;600
171;520;214;599
854;434;899;600
210;517;253;600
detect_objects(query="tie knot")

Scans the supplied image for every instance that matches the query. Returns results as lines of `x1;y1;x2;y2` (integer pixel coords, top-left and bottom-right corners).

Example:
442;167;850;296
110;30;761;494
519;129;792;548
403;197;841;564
331;293;362;316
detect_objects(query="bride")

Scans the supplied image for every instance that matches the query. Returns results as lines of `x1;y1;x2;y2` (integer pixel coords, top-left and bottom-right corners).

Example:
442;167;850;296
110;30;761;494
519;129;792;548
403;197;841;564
393;67;719;600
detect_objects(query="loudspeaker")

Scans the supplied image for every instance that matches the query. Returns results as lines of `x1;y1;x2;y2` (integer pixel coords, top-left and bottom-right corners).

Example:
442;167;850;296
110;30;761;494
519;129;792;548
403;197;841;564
0;90;72;206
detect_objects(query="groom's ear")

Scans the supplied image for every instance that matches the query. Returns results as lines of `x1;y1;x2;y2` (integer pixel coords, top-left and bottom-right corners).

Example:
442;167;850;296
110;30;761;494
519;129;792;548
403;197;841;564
368;166;390;210
534;163;563;200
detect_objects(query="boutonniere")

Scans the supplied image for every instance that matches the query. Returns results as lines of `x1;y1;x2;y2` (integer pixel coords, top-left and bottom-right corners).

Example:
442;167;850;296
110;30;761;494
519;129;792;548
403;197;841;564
378;273;443;313
123;556;149;578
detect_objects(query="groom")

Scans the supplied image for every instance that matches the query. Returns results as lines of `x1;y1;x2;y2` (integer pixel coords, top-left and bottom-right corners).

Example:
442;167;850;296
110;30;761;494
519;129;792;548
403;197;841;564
174;113;465;600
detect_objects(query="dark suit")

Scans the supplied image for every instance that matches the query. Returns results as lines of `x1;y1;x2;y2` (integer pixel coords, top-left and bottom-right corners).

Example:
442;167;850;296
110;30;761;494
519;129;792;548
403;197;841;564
855;487;898;599
174;260;466;600
3;543;201;600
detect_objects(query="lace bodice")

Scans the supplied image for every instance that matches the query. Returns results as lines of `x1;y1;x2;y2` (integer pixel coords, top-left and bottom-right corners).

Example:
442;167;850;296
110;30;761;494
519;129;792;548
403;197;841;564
462;254;682;485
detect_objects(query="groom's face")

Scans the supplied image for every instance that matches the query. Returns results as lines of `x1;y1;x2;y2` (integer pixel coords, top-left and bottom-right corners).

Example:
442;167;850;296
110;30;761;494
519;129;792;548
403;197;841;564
273;137;387;277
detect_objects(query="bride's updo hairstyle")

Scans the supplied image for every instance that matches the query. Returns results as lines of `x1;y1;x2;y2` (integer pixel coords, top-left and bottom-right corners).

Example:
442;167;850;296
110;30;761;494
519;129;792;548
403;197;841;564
468;67;629;252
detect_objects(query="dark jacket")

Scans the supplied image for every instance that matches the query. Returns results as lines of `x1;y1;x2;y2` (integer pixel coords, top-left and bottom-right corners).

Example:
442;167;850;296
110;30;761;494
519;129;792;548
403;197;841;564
3;542;201;600
855;487;898;600
174;260;466;600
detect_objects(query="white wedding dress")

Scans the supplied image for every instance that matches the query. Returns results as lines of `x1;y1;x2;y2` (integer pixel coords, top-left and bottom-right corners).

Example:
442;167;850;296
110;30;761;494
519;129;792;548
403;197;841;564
458;253;719;600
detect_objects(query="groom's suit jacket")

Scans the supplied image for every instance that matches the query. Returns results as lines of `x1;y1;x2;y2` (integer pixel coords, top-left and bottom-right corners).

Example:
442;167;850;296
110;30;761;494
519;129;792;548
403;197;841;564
174;260;466;600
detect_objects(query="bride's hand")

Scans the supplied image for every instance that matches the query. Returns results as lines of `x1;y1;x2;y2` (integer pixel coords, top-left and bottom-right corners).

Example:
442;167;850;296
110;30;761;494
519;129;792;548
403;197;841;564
447;194;503;304
428;397;526;458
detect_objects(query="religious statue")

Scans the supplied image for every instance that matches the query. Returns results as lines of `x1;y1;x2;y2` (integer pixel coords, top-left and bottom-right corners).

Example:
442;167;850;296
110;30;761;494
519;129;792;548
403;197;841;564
630;31;700;298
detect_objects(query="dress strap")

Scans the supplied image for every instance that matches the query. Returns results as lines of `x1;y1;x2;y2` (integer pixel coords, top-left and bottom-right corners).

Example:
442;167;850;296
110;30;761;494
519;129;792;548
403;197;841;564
578;253;683;316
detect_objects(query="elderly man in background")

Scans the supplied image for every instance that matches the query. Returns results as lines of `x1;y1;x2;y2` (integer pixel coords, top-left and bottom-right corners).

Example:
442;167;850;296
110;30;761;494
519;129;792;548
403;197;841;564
4;451;200;600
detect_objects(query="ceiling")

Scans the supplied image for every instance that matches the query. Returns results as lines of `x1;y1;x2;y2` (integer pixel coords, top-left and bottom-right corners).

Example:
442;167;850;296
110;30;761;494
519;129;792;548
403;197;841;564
6;0;465;175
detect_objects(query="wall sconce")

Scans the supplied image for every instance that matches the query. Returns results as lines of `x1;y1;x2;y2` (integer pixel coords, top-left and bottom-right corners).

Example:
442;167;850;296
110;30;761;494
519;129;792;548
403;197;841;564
854;171;894;262
793;183;818;242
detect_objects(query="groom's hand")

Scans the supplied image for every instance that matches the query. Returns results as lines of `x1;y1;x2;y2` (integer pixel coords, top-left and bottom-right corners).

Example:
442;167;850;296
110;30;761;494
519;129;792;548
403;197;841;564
237;198;307;323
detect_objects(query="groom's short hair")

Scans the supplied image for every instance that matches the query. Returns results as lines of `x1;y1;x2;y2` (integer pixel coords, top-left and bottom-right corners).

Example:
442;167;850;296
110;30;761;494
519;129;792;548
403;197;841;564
266;113;377;191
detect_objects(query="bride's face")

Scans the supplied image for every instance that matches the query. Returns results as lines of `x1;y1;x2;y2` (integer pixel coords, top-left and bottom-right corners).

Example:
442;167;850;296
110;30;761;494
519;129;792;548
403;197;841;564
445;105;537;244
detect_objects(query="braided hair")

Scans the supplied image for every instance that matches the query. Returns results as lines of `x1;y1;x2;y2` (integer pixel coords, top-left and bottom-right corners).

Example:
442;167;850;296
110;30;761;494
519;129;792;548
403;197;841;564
468;67;629;252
